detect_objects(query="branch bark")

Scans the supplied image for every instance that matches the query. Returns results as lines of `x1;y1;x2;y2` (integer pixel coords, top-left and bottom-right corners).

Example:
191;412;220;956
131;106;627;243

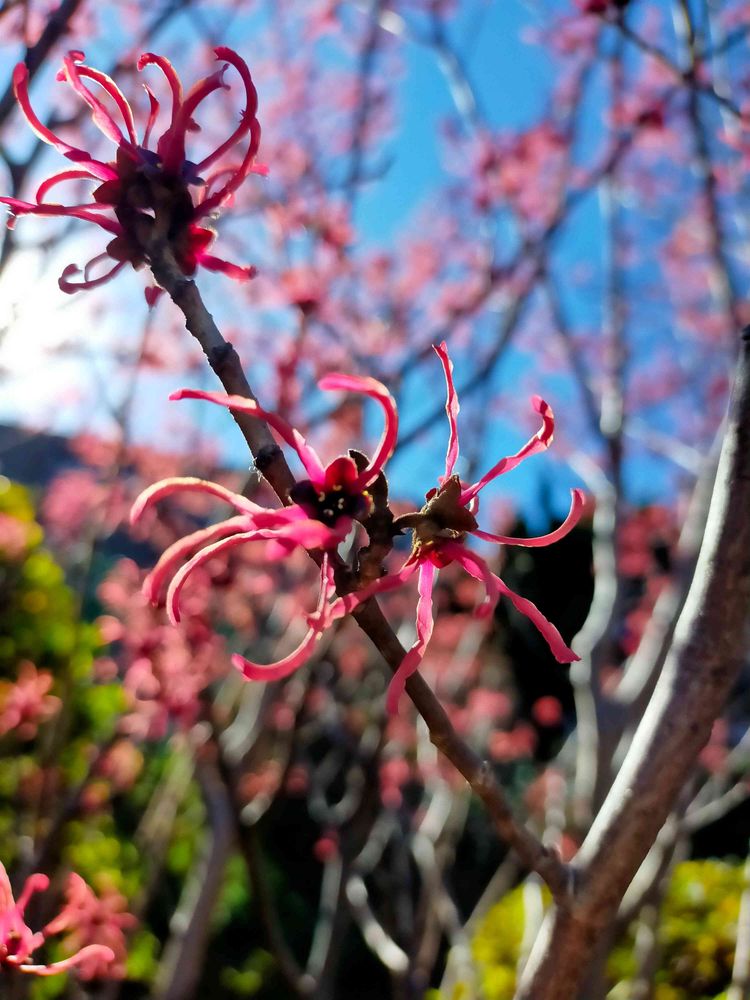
515;330;750;999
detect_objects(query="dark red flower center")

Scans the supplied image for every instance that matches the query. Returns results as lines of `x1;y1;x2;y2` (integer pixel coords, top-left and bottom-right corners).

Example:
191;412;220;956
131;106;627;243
95;146;205;274
289;480;372;527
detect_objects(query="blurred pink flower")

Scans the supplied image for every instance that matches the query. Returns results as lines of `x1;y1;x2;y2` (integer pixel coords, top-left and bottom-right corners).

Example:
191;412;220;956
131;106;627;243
0;863;115;976
0;47;263;293
0;513;32;560
44;875;136;980
531;695;564;728
133;373;397;682
98;558;226;741
0;662;61;740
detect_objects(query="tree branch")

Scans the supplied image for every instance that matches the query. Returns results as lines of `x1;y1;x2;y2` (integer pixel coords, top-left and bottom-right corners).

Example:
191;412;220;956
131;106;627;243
516;329;750;999
146;241;571;903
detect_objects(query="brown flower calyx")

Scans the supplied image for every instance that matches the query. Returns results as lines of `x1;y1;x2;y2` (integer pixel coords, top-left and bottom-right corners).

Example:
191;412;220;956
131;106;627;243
395;475;478;554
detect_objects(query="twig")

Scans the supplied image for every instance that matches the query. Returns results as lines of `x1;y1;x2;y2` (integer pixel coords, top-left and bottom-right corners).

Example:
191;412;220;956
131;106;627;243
153;753;235;1000
0;0;83;127
344;0;386;202
346;874;409;973
685;780;750;833
605;8;743;118
675;0;744;333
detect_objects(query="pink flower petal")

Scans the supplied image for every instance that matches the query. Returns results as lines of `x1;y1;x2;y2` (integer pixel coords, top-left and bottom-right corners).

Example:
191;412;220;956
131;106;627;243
440;542;501;618
58;259;127;294
450;542;579;662
264;538;296;560
194;48;259;172
473;488;586;547
36;169;101;203
0;199;122;234
141;84;161;148
64;60;138;145
137;53;183;126
196;253;257;281
232;627;323;682
318;374;398;489
496;579;579;663
15;873;50;914
11;64;116;181
0;861;13;910
276;516;350;549
158;65;229;174
58;52;129;146
167;529;266;623
461;396;555;505
20;945;116;977
434;341;460;481
142;515;249;604
130;476;264;524
233;554;335;682
386;561;436;715
169;389;326;483
165;518;341;624
198;117;263;215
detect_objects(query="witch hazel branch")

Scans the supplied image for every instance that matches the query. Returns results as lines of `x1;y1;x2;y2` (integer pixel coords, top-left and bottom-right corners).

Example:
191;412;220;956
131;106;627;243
1;45;583;902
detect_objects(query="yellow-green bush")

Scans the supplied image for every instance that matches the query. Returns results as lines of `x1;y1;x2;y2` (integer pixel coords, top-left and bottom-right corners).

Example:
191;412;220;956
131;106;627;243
0;477;100;674
462;860;745;1000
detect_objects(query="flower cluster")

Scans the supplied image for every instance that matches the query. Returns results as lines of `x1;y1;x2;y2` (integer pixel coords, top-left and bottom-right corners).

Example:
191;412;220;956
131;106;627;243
316;344;584;712
43;875;136;980
0;661;61;739
0;863;115;977
0;48;263;293
135;345;582;713
97;557;229;741
131;373;397;679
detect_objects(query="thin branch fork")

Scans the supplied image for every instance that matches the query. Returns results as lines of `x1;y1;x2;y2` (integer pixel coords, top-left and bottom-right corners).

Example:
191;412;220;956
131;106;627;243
145;239;571;903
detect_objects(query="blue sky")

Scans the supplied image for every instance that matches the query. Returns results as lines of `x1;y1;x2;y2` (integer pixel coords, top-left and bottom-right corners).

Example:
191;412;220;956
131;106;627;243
0;0;702;523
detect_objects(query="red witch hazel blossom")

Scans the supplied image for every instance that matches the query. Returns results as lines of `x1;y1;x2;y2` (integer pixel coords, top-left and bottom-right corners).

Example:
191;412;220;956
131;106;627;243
0;48;263;294
131;374;398;680
317;343;585;713
0;863;115;977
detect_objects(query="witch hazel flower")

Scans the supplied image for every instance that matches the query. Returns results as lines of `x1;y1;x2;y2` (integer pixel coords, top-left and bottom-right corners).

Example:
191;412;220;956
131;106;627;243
0;863;115;977
319;343;585;713
43;875;136;980
0;47;263;294
132;373;397;680
0;661;61;739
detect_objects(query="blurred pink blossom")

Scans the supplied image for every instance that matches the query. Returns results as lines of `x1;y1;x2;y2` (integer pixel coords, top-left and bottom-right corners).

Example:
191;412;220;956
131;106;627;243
44;874;136;980
0;662;61;740
0;864;115;977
